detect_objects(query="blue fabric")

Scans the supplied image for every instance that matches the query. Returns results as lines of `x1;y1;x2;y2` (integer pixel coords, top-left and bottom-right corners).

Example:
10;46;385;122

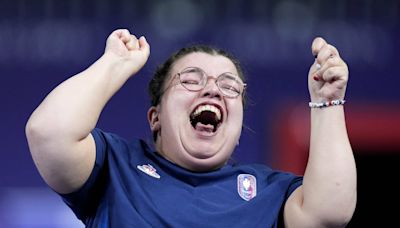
60;128;303;228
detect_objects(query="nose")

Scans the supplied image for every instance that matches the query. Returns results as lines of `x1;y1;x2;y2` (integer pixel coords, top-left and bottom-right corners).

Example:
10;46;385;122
200;77;222;100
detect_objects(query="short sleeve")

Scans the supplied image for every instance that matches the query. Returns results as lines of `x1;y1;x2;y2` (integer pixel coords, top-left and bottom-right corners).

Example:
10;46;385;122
285;175;303;200
59;128;109;222
278;174;303;228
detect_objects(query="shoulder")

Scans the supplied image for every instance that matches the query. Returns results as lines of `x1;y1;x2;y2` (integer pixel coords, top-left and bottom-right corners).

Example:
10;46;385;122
91;128;132;145
91;128;151;153
90;128;156;173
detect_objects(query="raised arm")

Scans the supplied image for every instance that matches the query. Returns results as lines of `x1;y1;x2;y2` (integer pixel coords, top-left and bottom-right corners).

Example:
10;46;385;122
25;29;150;194
284;37;357;227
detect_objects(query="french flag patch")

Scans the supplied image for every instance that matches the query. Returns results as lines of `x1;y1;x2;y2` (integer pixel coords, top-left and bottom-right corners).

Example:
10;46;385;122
237;174;257;201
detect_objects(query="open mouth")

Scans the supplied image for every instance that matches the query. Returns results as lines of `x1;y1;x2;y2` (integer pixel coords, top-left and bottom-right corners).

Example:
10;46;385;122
190;104;223;133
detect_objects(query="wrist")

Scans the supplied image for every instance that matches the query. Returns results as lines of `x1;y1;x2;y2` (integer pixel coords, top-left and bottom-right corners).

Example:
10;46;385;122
98;53;136;80
309;99;346;109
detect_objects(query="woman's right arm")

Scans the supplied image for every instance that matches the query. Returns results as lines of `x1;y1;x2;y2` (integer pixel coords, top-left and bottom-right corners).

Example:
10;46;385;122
25;29;150;194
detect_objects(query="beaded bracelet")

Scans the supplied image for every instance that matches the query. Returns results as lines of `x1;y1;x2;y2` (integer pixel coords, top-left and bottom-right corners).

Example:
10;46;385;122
309;99;346;108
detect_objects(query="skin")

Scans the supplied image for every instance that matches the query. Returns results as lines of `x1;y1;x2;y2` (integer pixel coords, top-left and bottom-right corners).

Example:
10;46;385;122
26;29;356;227
284;38;356;228
147;52;244;172
25;29;150;194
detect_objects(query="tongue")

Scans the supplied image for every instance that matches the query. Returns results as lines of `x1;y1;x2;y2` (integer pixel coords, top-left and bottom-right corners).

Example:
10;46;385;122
195;122;214;132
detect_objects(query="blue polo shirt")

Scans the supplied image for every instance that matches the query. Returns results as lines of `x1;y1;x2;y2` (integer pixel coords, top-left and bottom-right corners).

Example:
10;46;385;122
60;128;303;227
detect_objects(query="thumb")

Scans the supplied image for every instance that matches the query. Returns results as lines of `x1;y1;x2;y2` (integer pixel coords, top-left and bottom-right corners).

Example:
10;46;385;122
311;37;327;57
138;36;150;58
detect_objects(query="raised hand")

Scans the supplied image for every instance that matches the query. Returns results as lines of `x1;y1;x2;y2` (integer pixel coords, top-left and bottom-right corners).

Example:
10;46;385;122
308;37;348;102
26;28;150;194
104;29;150;77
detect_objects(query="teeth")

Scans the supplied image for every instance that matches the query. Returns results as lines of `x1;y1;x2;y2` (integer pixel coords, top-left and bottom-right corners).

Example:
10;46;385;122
192;104;221;121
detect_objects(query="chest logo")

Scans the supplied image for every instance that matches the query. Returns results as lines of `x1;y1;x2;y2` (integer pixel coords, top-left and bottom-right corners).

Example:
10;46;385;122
137;164;160;179
237;174;257;201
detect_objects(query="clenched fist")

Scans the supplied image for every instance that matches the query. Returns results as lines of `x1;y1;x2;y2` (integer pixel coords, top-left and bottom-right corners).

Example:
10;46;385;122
308;37;348;103
104;29;150;77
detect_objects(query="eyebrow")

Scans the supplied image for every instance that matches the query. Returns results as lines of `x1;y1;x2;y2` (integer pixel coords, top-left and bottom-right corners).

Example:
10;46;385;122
181;66;239;77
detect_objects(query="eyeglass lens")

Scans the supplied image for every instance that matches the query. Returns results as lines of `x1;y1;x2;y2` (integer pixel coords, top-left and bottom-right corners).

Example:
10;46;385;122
179;67;242;97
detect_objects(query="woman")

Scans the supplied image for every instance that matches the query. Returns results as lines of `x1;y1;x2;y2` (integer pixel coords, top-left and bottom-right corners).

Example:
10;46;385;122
26;29;356;227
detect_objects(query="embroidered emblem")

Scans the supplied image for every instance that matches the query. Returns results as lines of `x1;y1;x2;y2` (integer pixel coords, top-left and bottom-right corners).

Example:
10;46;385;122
237;174;257;201
137;164;160;179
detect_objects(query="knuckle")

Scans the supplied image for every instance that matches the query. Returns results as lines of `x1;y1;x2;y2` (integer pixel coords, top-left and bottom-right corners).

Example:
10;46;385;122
325;67;335;77
326;56;339;66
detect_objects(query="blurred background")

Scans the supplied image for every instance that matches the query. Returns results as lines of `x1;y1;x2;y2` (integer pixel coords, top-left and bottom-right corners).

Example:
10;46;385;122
0;0;399;227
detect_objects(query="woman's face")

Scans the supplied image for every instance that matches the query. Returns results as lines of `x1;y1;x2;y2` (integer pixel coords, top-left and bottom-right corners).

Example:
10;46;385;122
148;52;244;172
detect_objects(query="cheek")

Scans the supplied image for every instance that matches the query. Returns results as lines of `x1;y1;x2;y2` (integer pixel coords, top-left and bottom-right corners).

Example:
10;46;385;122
161;91;194;123
228;101;244;122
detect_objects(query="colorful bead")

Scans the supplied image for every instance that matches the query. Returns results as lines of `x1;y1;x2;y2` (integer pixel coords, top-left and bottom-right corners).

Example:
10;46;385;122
309;99;346;108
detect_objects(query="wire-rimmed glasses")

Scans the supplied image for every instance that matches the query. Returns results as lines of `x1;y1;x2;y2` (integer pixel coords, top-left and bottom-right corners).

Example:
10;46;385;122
176;67;246;98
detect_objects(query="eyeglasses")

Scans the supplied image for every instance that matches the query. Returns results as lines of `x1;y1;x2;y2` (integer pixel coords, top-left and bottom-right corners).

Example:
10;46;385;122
175;67;247;98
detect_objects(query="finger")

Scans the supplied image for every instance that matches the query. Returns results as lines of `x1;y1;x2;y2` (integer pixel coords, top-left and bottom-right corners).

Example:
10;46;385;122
311;37;327;57
328;44;339;56
115;29;131;43
132;35;139;49
312;59;321;77
321;66;348;83
324;55;342;69
316;44;340;65
126;35;139;50
313;43;342;81
316;45;333;65
138;36;150;57
313;56;343;81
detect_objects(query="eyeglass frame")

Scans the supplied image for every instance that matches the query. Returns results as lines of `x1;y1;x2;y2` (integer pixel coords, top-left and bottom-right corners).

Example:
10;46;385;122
167;66;247;98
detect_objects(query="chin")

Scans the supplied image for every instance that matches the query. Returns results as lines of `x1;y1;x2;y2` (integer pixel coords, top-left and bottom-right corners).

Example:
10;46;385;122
179;145;233;172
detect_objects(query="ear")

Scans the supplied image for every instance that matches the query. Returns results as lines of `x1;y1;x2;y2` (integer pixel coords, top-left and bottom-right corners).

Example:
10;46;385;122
147;106;161;132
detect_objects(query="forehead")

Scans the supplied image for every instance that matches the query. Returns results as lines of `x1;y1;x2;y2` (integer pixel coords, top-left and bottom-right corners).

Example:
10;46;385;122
171;52;238;75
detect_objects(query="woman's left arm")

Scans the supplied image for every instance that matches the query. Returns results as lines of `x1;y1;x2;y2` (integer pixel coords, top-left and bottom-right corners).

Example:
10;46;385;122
284;37;357;228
